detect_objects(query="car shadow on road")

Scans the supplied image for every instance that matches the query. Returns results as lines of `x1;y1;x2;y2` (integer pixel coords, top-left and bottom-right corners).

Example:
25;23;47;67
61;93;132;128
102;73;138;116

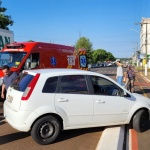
134;89;143;95
103;74;116;76
0;112;6;125
0;132;30;145
0;113;4;119
55;127;105;143
141;89;150;95
146;120;150;131
0;126;104;145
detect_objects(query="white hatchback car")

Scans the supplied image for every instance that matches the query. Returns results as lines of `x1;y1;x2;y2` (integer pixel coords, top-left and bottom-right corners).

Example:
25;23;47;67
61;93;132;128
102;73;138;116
4;69;150;145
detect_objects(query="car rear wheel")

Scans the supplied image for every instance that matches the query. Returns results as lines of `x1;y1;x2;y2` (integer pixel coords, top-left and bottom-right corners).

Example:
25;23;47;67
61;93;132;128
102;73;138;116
31;115;61;145
132;109;149;132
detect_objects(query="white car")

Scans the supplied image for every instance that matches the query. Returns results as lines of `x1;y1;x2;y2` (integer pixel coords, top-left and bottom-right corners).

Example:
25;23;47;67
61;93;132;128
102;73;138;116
4;69;150;145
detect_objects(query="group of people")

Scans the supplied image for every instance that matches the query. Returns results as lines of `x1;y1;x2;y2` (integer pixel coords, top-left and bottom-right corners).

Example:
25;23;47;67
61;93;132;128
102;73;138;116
116;59;135;93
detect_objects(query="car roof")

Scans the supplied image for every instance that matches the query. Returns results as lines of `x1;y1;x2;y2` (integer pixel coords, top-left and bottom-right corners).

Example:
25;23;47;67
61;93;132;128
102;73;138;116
24;68;89;74
23;68;120;87
23;68;101;76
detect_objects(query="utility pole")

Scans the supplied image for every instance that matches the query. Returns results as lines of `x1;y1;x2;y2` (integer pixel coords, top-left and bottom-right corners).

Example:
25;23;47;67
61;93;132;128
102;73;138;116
136;42;139;67
145;23;148;76
145;23;148;63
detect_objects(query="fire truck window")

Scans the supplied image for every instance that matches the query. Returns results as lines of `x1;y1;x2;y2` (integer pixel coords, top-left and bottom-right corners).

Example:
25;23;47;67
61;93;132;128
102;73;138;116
31;53;39;68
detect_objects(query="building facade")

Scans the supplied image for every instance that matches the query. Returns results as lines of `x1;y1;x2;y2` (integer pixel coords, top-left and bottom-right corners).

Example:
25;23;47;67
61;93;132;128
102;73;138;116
140;18;150;67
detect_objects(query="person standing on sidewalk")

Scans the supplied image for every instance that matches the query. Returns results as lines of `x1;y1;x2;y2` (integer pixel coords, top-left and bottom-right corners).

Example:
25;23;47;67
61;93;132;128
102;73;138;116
1;65;18;100
124;65;135;93
115;59;123;86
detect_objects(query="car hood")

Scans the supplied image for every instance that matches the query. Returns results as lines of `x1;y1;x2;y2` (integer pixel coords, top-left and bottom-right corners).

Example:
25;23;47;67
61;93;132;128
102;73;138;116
132;93;150;105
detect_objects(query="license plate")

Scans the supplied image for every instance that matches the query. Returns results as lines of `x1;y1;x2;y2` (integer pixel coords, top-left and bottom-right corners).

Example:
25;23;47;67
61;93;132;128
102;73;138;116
7;95;13;103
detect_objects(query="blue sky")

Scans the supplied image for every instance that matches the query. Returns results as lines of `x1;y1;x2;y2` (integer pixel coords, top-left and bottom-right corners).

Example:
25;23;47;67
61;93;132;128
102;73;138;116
3;0;150;58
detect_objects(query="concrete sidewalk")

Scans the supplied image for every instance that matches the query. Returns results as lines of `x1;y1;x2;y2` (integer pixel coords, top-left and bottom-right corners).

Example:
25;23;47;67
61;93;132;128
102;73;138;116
136;68;150;82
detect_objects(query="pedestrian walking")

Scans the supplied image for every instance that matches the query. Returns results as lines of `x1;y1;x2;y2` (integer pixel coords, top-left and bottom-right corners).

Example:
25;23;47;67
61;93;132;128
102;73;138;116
1;65;18;100
115;59;123;85
124;65;135;93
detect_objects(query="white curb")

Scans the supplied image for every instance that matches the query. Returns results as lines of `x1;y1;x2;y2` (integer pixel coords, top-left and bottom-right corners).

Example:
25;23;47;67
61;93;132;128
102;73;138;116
95;126;125;150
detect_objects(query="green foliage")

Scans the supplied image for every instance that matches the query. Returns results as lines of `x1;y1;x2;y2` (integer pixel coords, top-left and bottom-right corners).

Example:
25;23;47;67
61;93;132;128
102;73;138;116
107;52;116;61
75;37;93;63
0;1;13;30
92;49;115;63
75;37;116;64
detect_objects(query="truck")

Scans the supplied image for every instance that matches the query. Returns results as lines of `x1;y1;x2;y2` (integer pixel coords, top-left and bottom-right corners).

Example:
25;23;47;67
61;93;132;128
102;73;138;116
0;28;14;51
0;41;88;85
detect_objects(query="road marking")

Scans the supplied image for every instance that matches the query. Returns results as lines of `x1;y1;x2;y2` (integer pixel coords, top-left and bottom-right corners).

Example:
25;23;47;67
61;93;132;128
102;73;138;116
129;129;138;150
139;73;150;83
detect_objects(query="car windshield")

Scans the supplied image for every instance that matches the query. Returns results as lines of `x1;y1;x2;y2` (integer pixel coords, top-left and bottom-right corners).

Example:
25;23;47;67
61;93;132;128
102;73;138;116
0;52;27;68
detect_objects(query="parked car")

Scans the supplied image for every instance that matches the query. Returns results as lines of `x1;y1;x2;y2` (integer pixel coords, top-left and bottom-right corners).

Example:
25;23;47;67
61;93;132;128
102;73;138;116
4;68;150;145
88;64;92;70
101;62;107;67
91;64;98;68
106;62;113;67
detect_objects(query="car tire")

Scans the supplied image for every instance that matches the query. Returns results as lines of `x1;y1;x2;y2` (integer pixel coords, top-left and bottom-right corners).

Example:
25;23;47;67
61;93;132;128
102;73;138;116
31;115;61;145
132;109;148;132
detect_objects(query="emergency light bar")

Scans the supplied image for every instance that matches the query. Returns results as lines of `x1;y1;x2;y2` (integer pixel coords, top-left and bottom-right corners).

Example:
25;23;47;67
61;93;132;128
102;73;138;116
6;44;25;49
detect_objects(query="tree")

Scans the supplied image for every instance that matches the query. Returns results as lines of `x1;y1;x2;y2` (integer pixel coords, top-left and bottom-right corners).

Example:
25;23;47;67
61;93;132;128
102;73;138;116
92;49;107;63
92;49;116;63
0;1;13;30
75;37;93;63
106;52;116;61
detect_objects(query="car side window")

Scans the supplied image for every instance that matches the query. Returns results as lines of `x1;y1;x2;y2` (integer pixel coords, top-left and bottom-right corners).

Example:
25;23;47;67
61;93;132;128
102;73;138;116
42;76;58;93
90;75;122;96
58;75;88;94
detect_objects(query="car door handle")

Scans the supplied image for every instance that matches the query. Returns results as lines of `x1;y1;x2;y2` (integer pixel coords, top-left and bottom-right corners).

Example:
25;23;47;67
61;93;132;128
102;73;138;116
96;100;105;104
57;98;69;102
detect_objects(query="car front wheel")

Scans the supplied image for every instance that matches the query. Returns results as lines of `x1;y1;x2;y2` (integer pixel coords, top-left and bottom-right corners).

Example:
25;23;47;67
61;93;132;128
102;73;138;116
31;115;61;145
132;109;149;132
